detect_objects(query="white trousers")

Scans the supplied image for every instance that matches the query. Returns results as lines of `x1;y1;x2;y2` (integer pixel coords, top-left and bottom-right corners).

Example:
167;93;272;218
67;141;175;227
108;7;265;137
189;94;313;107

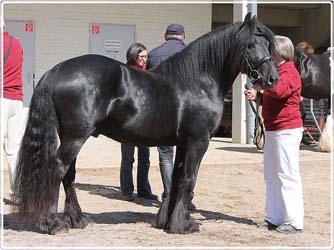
1;98;26;192
264;127;304;229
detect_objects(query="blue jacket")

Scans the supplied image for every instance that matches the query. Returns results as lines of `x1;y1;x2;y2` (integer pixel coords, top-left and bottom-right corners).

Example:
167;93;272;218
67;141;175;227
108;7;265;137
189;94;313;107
147;38;186;69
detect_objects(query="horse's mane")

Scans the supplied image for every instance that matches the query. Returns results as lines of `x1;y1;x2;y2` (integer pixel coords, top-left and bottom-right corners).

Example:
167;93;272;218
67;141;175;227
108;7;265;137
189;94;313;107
294;49;330;72
155;19;275;92
156;22;242;86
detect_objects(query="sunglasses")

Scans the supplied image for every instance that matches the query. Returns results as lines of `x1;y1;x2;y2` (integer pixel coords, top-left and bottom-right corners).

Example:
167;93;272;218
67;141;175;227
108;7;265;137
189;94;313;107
137;54;148;60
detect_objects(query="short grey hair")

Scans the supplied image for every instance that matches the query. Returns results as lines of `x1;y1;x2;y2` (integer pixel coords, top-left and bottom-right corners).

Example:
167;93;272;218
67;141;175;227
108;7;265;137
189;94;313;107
274;35;294;61
165;34;184;40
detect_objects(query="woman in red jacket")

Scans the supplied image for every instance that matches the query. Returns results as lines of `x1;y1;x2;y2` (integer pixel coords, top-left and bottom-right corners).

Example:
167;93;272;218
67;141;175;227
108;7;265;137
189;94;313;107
245;35;304;234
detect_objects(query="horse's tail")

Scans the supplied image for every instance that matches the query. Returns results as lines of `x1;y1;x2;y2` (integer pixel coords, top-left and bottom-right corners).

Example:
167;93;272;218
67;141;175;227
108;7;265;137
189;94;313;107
13;70;59;222
318;114;333;153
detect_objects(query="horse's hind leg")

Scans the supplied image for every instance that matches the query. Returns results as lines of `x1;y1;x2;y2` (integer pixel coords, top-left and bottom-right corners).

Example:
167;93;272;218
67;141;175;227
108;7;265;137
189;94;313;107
63;158;91;229
38;137;87;234
168;138;209;234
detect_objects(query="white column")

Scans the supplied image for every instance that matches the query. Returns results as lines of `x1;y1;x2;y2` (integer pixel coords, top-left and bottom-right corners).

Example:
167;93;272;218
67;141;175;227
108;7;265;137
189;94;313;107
232;1;248;144
246;3;257;144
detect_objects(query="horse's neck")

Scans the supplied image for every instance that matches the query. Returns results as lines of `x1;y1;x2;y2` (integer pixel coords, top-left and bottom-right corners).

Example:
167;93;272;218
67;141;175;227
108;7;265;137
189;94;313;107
194;26;244;76
208;29;245;93
159;25;245;96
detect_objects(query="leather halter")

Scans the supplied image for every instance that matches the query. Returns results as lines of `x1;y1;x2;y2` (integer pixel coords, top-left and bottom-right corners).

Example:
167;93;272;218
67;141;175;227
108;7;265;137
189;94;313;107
245;55;272;83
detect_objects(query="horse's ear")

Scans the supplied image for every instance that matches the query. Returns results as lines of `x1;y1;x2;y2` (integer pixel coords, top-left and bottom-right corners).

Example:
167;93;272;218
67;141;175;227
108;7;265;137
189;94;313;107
249;14;257;32
244;12;252;23
239;12;256;32
251;15;258;22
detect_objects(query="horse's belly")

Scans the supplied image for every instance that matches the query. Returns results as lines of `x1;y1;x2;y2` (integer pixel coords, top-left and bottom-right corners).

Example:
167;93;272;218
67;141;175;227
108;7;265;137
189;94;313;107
96;124;177;147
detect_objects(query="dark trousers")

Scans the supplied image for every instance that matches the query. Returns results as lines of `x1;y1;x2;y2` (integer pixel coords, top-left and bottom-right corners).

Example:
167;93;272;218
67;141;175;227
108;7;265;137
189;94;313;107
120;144;151;195
157;145;174;199
300;101;306;125
300;101;308;142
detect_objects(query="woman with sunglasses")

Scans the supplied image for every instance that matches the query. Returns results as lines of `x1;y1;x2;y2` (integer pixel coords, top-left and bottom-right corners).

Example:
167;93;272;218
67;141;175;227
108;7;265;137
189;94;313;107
120;43;158;202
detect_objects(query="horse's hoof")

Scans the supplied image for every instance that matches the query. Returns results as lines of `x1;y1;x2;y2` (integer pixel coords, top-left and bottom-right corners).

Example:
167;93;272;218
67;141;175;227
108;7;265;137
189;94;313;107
65;213;91;229
156;203;169;229
187;219;200;233
76;214;91;229
156;217;168;229
169;218;200;234
36;217;67;234
49;222;70;235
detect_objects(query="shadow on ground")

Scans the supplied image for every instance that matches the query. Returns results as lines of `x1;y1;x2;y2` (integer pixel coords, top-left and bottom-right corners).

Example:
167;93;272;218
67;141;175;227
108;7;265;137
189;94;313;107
217;144;320;153
75;183;161;207
216;146;262;154
196;209;256;225
4;208;256;234
3;182;256;234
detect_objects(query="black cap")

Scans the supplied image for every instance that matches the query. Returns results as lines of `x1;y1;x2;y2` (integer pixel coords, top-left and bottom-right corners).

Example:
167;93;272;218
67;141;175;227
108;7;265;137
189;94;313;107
165;24;185;35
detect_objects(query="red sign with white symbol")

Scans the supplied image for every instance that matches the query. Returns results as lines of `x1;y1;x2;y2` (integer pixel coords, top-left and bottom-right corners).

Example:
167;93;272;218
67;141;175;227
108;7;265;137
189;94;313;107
25;23;33;32
91;25;100;34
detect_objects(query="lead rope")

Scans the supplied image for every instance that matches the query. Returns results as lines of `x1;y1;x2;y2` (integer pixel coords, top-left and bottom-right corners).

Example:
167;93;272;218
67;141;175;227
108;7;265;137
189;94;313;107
253;92;265;150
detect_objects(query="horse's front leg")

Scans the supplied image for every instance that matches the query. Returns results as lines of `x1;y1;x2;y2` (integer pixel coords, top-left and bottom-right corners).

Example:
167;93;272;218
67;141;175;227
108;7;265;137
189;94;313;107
63;158;91;229
156;145;185;229
168;138;209;233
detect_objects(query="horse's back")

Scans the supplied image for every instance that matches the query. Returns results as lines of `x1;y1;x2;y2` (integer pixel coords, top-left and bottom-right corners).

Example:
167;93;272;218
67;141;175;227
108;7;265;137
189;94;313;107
51;54;123;86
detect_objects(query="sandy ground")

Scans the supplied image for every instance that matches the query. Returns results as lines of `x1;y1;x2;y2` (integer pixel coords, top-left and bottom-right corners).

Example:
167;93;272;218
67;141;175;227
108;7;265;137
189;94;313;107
1;136;332;249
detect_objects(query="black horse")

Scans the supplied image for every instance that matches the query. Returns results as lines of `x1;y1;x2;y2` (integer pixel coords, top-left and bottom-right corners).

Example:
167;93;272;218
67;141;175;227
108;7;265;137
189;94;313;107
294;49;331;151
13;14;278;235
294;49;331;101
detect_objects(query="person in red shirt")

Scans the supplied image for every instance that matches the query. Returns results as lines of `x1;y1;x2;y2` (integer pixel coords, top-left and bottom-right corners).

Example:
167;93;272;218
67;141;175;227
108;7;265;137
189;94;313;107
245;35;304;234
2;27;25;195
119;43;158;201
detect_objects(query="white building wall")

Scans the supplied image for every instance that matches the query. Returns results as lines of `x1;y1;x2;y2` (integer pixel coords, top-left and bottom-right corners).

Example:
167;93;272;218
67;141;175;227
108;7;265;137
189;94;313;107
4;3;212;81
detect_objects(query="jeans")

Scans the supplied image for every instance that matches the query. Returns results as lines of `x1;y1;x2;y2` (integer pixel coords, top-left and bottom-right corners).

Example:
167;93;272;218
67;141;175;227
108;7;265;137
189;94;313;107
120;143;151;196
157;146;174;199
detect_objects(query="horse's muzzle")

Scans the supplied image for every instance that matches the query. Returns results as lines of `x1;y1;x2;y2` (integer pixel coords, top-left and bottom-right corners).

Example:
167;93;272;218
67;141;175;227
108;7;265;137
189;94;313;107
261;74;279;90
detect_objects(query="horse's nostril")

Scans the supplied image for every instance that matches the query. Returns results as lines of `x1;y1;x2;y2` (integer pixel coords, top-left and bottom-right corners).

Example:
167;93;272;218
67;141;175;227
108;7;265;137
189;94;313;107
269;75;277;84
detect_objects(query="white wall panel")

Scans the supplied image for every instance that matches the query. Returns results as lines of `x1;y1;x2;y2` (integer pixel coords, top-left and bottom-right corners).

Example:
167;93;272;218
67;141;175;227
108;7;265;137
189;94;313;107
4;3;212;81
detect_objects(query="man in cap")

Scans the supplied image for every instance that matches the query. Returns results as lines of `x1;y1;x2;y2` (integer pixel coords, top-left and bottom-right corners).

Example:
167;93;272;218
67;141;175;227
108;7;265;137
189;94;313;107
147;24;185;67
147;24;196;210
